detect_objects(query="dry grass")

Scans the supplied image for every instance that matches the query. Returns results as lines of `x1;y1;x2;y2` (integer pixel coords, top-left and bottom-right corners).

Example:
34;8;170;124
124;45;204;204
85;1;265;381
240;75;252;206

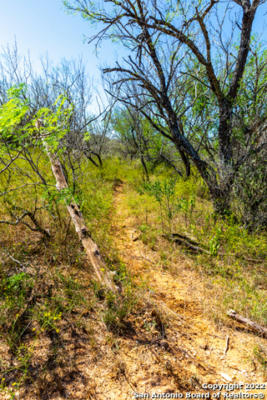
0;163;266;399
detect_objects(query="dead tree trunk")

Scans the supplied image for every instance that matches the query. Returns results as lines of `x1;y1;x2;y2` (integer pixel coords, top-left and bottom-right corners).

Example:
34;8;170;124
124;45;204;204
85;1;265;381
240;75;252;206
42;140;117;293
227;309;267;338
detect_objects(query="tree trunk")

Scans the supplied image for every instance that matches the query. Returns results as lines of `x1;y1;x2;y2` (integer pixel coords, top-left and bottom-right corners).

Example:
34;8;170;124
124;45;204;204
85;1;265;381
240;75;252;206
218;100;233;165
179;149;191;178
140;154;150;181
211;190;232;216
91;151;103;168
43;141;117;293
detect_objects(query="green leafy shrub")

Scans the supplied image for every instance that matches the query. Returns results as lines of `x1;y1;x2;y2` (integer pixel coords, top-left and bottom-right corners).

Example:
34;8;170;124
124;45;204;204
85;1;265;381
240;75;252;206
143;178;178;233
0;272;34;347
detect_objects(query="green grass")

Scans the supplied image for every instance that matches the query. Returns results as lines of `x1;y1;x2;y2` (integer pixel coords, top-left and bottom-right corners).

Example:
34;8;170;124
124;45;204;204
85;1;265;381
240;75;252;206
120;168;267;325
0;155;266;397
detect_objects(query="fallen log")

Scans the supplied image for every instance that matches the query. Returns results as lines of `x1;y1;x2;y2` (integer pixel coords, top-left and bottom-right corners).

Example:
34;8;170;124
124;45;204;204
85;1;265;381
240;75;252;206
167;234;264;263
227;309;267;338
164;233;210;254
37;121;117;293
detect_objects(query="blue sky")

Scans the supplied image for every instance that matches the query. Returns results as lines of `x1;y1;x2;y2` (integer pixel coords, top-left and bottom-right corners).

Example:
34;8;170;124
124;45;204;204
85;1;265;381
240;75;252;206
0;0;266;99
0;0;113;71
0;0;135;112
0;0;123;108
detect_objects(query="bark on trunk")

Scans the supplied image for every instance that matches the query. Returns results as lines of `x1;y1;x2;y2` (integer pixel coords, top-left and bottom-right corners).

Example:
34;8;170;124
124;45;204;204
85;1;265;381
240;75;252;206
43;142;117;293
140;154;150;181
179;149;191;178
210;186;232;216
218;100;233;165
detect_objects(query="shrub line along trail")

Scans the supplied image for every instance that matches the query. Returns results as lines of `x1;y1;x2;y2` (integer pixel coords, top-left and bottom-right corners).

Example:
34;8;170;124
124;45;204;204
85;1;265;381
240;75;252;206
108;182;266;394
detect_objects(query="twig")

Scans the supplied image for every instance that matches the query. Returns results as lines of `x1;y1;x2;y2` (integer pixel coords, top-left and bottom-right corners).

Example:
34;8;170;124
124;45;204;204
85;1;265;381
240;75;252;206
133;255;156;264
4;252;29;271
224;335;230;355
207;333;224;339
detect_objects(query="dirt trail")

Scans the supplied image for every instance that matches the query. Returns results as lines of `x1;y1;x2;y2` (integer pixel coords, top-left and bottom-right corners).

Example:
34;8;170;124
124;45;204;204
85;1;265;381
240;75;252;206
2;184;265;400
108;184;267;396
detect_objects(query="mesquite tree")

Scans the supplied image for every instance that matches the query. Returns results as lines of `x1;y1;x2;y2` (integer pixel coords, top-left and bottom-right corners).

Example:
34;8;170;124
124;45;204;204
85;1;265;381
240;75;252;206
0;86;117;291
0;85;53;238
0;46;109;172
64;0;266;218
112;105;184;178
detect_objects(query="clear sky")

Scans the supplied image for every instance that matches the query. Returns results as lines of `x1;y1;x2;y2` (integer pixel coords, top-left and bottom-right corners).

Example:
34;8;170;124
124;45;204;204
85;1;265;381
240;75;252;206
0;0;266;100
0;0;124;109
0;0;116;74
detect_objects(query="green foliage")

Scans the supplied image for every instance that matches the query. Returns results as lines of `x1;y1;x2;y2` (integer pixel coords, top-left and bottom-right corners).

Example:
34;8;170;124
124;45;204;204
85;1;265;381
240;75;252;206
2;272;32;294
0;85;30;151
232;154;267;230
119;165;266;325
42;186;74;208
143;178;196;233
0;261;93;398
101;262;136;333
103;286;136;333
208;227;222;256
34;94;73;152
112;107;177;177
0;86;76;240
143;178;177;233
0;86;72;154
0;272;33;347
253;345;267;376
55;272;86;312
